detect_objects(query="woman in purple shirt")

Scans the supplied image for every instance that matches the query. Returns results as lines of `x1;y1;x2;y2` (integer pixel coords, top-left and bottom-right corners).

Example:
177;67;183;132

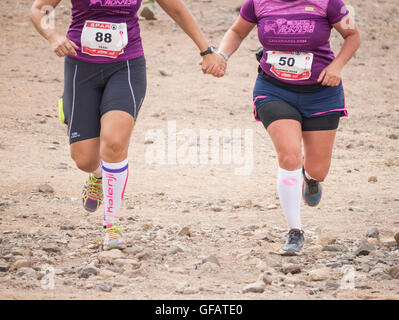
211;0;360;252
30;0;226;251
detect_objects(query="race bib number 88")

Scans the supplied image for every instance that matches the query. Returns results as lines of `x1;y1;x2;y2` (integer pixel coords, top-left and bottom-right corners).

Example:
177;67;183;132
81;20;128;58
266;51;314;81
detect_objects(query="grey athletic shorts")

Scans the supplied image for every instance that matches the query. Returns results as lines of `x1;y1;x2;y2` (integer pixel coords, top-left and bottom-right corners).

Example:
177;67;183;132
60;55;147;144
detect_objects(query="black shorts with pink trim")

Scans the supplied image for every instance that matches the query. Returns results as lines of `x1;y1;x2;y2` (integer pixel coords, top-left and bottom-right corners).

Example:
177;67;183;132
253;72;346;131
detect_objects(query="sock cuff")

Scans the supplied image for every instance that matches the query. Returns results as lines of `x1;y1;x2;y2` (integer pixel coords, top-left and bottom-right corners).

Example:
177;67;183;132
102;158;129;173
278;167;302;176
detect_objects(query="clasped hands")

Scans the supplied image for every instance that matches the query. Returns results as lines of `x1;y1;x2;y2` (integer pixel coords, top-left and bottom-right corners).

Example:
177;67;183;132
199;53;227;78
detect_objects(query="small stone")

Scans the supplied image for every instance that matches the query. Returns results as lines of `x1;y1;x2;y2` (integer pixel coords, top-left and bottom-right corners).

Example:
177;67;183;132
39;118;47;124
198;262;220;273
242;281;265;293
394;232;399;246
259;273;273;285
240;200;253;209
98;269;117;279
42;245;61;254
361;263;371;273
0;262;9;272
124;269;144;278
38;184;54;193
98;249;125;263
365;227;379;239
114;258;141;269
281;263;301;275
368;176;378;183
202;255;220;267
253;232;273;241
348;206;365;212
167;246;184;255
355;241;375;256
97;282;112;292
12;259;31;270
16;267;36;277
267;204;278;210
322;245;343;252
159;68;173;77
54;163;68;170
389;267;399;279
388;134;398;140
176;284;199;295
308;268;330;281
78;266;98;279
136;250;151;261
318;234;337;246
178;227;191;237
211;205;223;212
325;281;340;290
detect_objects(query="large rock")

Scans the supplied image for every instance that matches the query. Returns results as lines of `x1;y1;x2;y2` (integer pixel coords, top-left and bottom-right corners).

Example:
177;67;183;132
98;249;125;263
242;281;265;293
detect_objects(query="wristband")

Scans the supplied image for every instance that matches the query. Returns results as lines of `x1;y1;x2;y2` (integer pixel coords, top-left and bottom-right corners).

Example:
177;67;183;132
217;50;229;62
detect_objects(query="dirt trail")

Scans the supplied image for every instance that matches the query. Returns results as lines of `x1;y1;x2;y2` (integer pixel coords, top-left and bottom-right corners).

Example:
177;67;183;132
0;0;398;300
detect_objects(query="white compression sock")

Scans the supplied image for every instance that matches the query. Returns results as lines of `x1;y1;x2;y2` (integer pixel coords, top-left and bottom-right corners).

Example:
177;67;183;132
92;164;103;179
277;167;303;231
102;158;129;227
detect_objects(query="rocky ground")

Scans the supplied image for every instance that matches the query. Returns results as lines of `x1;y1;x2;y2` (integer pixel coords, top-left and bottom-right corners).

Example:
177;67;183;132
0;0;398;299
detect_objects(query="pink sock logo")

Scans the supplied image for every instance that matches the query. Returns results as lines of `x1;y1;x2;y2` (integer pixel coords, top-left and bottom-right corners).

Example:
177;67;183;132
283;177;297;186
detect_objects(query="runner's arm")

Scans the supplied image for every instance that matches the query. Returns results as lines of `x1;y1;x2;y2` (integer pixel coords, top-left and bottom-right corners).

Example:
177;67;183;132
156;0;226;76
318;16;361;86
218;16;256;60
30;0;79;57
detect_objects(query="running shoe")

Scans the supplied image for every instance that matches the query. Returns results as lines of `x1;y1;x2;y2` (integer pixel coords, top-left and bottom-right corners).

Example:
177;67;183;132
282;229;305;253
140;0;156;20
302;167;322;207
82;174;103;213
103;224;126;251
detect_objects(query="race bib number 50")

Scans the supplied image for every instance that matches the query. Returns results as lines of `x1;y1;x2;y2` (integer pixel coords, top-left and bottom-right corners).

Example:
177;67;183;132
266;51;314;81
81;20;128;58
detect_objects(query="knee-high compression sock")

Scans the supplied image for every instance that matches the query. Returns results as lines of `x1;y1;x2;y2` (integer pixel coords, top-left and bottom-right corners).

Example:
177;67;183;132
92;164;103;179
277;167;302;231
102;159;129;227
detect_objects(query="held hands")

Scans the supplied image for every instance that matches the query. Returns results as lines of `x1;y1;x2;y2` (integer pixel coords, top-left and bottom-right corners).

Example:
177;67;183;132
318;62;343;86
49;33;79;57
199;53;227;78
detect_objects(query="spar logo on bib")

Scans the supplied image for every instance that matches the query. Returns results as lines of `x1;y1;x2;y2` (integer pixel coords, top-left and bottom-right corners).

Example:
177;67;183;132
89;0;137;7
264;19;315;35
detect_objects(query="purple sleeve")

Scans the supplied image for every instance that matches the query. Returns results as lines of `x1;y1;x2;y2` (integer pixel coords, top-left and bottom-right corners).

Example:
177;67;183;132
327;0;350;25
240;0;257;24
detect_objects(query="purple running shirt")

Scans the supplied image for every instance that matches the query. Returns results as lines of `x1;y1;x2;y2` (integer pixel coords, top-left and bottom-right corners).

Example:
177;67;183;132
67;0;143;63
240;0;349;85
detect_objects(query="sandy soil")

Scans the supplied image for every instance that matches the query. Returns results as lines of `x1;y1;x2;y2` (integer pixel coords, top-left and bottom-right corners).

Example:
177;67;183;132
0;0;398;300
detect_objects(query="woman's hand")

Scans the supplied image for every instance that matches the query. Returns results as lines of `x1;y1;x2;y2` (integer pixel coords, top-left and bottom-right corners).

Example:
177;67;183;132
49;33;79;57
317;62;343;86
199;53;227;78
